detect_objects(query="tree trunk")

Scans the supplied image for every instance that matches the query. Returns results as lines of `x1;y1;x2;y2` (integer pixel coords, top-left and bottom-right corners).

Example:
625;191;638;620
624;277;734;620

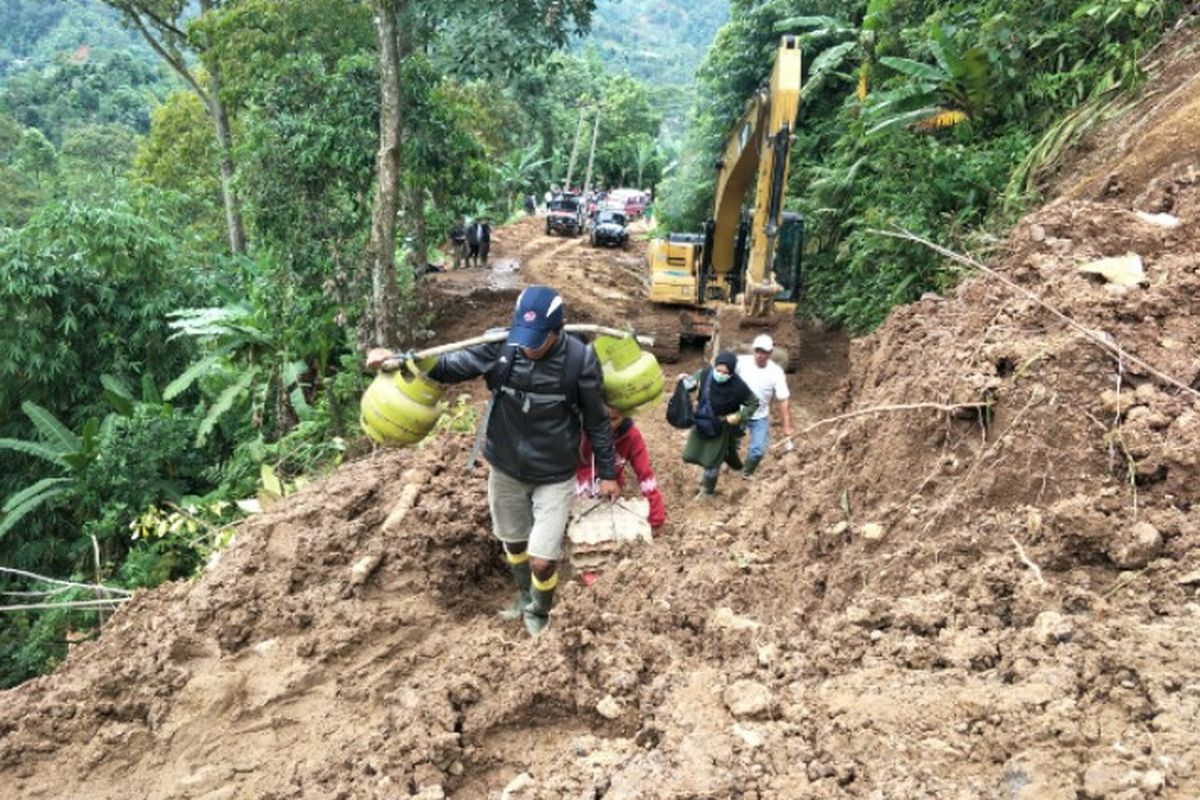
117;0;247;255
206;64;247;256
407;184;427;272
365;0;404;348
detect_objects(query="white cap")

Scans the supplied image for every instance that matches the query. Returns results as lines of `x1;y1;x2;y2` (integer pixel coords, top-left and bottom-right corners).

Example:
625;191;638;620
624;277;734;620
753;334;774;352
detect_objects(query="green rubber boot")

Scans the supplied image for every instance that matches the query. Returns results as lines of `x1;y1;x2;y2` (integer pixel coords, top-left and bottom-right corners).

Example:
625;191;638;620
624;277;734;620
742;456;762;480
695;471;718;500
500;557;532;622
523;574;557;637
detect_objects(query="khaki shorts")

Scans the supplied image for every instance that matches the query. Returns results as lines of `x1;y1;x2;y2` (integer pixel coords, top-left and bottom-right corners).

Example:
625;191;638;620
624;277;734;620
487;468;574;560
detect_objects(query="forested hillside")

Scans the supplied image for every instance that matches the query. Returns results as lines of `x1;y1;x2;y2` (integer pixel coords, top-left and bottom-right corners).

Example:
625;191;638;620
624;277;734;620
0;0;156;79
585;0;729;86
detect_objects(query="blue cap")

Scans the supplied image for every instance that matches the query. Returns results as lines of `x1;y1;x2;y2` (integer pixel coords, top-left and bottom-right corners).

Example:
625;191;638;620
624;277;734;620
508;285;564;349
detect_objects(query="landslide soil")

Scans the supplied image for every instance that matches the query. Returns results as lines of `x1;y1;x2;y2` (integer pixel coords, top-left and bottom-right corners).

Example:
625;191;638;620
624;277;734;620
5;43;1200;800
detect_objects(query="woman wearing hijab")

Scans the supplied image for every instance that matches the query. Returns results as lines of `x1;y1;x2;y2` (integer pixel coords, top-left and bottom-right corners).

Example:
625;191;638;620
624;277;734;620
679;351;759;498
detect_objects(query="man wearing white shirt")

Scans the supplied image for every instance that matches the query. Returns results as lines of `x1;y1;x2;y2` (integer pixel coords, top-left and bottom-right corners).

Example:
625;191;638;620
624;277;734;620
736;334;794;478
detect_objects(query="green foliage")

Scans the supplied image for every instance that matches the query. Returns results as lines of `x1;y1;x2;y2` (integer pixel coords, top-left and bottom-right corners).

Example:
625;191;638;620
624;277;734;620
581;0;728;86
0;199;197;428
663;0;1189;332
0;0;156;80
0;48;165;143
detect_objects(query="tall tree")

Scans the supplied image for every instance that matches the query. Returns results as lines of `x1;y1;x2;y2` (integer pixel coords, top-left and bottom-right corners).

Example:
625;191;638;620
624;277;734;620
361;0;595;347
105;0;247;255
366;0;404;347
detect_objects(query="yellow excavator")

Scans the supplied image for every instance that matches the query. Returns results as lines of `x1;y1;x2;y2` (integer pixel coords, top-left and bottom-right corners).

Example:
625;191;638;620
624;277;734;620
647;36;804;368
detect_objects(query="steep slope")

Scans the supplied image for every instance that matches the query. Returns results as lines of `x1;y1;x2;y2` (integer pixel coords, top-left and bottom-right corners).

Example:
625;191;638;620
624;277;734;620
4;31;1200;800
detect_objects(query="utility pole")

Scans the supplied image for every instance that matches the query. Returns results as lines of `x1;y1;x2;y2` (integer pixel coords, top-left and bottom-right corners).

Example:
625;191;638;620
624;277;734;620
563;107;586;191
583;107;601;196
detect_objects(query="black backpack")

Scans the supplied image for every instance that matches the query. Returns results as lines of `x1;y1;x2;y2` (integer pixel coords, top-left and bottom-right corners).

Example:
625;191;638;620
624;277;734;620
692;369;721;438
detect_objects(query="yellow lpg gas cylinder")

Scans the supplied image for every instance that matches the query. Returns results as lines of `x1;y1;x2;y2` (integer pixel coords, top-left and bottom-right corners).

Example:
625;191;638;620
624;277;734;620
593;334;664;414
360;358;444;446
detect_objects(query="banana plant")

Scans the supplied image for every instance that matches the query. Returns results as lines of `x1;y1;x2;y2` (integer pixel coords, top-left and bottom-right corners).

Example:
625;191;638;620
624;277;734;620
164;303;310;446
776;0;895;102
0;402;102;540
863;22;991;135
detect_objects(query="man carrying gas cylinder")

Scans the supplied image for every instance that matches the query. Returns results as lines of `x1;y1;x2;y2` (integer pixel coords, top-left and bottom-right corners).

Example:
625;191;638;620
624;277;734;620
366;285;619;636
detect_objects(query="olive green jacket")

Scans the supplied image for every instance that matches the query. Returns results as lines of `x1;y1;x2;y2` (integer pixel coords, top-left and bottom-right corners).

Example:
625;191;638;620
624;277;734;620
680;370;759;469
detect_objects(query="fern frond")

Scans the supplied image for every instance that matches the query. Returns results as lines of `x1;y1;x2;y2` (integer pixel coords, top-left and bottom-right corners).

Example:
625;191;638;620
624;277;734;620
196;368;258;446
915;109;970;131
20;401;80;453
163;348;232;401
3;477;73;514
0;438;67;464
0;481;71;539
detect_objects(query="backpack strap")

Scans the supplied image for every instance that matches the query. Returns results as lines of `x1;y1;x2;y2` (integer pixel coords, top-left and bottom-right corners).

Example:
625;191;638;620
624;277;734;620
484;343;519;394
484;334;587;413
562;334;587;413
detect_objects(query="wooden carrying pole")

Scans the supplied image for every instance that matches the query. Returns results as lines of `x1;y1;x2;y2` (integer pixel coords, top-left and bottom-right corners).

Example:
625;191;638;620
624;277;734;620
406;325;653;361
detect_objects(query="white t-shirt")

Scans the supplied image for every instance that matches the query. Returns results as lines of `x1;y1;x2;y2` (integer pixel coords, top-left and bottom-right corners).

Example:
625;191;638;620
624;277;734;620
737;355;790;420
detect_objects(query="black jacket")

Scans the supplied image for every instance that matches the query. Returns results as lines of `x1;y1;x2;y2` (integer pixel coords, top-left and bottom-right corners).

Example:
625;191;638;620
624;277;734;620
430;335;617;484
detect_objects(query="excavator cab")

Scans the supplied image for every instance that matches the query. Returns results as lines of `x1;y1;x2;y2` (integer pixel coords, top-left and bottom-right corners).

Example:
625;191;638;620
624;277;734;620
730;211;803;304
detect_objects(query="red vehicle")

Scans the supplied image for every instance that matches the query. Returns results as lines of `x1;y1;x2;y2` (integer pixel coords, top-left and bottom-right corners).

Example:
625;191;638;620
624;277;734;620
608;189;647;221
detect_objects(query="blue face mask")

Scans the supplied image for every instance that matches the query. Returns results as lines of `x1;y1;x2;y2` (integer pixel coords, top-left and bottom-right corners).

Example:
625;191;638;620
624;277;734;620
712;371;731;384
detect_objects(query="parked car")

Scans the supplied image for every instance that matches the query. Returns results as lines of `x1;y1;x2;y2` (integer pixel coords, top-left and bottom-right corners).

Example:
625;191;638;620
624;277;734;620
545;194;583;236
606;188;647;221
589;209;629;249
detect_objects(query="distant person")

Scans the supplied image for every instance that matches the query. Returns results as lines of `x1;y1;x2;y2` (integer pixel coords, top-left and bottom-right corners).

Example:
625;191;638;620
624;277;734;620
577;405;665;532
524;194;536;216
466;219;491;268
449;219;467;270
736;334;794;478
678;351;758;498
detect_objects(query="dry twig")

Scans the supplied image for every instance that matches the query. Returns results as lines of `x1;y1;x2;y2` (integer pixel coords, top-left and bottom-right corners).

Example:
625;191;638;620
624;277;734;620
771;402;989;450
1008;534;1047;586
0;566;132;596
0;598;129;613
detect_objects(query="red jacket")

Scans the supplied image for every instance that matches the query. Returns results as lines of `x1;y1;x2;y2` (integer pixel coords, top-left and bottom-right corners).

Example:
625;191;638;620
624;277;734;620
576;418;666;529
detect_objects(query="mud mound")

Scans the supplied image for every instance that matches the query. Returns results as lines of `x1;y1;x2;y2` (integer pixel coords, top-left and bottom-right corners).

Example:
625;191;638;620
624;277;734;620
6;41;1200;800
1056;21;1200;203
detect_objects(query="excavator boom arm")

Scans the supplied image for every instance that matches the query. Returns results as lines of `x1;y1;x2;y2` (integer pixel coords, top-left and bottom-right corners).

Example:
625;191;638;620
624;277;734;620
708;37;802;299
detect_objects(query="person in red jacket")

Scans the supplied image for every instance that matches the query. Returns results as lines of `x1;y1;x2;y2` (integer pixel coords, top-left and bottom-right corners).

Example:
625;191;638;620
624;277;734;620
576;406;666;531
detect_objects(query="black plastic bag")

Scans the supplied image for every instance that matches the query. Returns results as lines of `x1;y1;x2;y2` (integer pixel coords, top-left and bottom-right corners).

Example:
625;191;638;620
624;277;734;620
666;378;694;429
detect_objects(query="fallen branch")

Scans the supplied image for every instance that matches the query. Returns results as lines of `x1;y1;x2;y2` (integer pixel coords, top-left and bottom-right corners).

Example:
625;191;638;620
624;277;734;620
0;566;132;597
872;227;1200;401
0;598;130;613
771;402;989;450
1008;534;1047;586
1;587;73;598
